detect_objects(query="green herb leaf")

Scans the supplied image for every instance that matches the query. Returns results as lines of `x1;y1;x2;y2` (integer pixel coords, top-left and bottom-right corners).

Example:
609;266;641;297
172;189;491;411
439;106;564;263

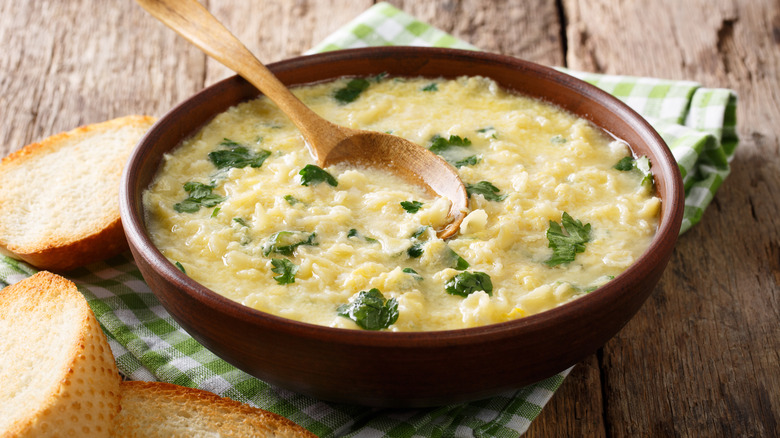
402;267;423;280
421;83;438;92
174;261;186;274
551;135;567;144
173;182;226;213
634;156;653;187
411;226;429;239
613;156;635;171
208;140;271;169
284;194;301;205
337;288;399;330
400;200;423;213
545;212;591;266
219;138;242;148
445;271;493;297
270;258;298;285
447;247;470;270
210;207;221;218
407;242;424;258
334;78;371;103
347;228;378;243
477;127;498;139
299;164;338;187
466;181;507;201
614;156;654;188
233;217;250;227
454;155;480;168
262;231;317;256
428;135;472;154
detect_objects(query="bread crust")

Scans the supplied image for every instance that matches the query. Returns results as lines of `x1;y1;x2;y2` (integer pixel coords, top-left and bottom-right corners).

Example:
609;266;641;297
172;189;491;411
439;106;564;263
115;381;318;437
0;115;156;271
0;272;121;437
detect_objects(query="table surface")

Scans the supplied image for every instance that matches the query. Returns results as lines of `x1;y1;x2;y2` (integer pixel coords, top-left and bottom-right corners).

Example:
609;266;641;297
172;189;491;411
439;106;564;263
1;1;777;436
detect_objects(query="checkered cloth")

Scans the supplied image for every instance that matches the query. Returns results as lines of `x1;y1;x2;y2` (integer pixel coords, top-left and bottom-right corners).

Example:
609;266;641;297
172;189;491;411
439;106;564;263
0;2;738;437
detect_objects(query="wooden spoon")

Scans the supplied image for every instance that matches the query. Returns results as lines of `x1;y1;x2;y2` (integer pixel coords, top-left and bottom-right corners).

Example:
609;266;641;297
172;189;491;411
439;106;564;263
136;0;467;239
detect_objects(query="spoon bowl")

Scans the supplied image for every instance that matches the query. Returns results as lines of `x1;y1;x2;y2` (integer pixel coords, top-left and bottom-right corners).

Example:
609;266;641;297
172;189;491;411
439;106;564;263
135;0;467;238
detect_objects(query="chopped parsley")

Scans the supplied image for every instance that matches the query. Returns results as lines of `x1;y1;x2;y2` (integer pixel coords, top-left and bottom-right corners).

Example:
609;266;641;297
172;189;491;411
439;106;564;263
219;138;241;148
284;194;301;205
407;242;424;258
173;182;226;213
545;212;591;266
635;156;653;186
454;155;480;168
445;271;493;297
613;155;654;187
174;261;186;274
337;288;399;330
334;78;371;103
262;231;317;256
551;135;567;144
347;228;378;243
208;139;271;169
270;258;298;285
233;217;250;227
428;135;478;167
465;181;507;201
428;135;472;154
411;226;429;239
477;127;498;139
402;267;423;280
299;164;338;187
400;200;423;213
447;247;470;270
613;156;635;171
421;83;438;92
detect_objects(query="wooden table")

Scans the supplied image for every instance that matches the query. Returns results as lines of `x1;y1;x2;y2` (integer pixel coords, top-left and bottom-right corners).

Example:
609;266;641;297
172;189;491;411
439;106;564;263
1;1;777;436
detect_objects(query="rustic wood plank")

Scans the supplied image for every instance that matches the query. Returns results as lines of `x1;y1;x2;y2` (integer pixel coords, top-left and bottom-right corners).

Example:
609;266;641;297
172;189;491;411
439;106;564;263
563;0;780;435
525;356;607;437
204;0;374;85
0;0;206;158
388;0;565;65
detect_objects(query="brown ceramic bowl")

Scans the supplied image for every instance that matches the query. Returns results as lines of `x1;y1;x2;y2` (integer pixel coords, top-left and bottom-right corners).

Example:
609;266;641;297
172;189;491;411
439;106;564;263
120;47;684;407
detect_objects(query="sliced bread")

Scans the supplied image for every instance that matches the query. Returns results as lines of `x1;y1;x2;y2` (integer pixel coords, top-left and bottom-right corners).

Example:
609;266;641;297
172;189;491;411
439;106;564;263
0;271;121;437
113;381;317;438
0;115;156;271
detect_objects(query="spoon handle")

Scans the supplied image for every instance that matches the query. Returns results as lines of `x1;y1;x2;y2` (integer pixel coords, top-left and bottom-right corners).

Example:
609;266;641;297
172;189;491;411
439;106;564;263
135;0;338;145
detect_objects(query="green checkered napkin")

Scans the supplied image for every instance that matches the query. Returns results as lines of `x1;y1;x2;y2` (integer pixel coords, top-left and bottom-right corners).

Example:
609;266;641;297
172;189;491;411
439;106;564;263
0;2;737;437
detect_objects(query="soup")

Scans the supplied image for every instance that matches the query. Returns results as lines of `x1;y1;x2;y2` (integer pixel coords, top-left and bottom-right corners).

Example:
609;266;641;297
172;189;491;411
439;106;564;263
143;75;659;331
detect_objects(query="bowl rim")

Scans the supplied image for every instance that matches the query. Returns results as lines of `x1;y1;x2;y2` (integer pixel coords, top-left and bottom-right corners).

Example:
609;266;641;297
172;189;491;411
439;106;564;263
120;46;684;347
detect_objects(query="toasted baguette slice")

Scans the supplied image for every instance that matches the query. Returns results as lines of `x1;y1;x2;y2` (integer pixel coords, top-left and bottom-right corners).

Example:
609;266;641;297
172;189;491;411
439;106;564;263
114;381;317;438
0;115;156;271
0;272;121;437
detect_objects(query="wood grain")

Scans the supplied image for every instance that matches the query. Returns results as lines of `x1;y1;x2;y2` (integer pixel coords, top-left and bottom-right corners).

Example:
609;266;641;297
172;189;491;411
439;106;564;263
0;0;204;157
1;0;777;436
205;0;374;83
562;0;780;436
